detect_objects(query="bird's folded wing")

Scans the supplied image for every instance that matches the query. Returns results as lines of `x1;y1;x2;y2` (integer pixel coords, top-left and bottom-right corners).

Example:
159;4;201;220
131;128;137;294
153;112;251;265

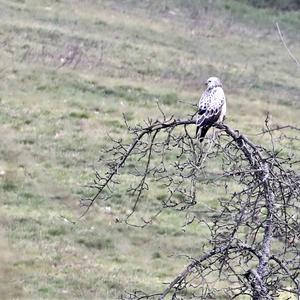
196;108;221;128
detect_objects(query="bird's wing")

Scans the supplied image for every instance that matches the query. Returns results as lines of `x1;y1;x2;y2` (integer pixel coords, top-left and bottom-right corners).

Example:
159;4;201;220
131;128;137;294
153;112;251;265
196;88;225;128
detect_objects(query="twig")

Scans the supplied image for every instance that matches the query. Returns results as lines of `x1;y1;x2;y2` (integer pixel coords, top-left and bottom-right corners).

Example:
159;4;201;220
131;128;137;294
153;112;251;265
275;22;300;67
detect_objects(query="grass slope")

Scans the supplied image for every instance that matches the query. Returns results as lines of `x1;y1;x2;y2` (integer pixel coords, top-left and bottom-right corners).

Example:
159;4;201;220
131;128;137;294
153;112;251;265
0;0;299;299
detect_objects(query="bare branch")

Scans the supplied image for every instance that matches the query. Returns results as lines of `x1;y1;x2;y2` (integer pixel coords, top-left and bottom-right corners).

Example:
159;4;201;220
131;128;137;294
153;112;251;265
275;22;300;67
84;110;300;299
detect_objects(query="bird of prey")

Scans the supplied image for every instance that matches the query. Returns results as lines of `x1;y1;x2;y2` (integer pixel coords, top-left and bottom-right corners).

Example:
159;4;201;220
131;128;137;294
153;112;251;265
196;77;226;142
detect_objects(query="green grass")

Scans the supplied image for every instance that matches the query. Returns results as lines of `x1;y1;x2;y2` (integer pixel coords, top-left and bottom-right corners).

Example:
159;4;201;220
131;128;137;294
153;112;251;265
0;0;299;299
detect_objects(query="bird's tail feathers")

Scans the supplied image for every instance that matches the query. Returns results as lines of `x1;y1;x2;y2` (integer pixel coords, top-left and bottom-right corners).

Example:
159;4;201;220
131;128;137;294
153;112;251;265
197;127;209;143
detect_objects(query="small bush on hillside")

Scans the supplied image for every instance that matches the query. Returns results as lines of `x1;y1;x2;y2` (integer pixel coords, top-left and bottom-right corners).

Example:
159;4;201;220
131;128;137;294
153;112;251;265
243;0;300;10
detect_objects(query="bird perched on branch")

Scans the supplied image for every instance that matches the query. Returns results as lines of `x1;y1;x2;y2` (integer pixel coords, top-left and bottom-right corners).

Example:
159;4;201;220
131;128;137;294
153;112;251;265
196;77;226;142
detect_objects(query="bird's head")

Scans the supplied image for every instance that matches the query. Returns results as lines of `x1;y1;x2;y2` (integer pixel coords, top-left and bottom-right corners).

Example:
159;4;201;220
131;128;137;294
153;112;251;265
205;77;222;89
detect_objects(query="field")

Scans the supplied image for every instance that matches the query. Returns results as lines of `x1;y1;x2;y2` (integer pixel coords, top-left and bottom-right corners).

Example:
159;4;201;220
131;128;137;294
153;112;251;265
0;0;300;299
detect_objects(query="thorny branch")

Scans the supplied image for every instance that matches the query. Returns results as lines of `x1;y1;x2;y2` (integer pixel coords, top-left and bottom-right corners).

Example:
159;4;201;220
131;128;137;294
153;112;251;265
83;112;300;299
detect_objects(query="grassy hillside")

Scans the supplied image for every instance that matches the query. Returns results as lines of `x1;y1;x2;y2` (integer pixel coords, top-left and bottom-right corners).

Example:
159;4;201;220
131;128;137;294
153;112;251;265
0;0;299;299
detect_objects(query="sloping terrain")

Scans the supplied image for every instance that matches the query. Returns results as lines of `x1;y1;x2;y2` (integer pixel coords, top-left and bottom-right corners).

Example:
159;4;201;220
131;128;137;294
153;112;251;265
0;0;299;299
